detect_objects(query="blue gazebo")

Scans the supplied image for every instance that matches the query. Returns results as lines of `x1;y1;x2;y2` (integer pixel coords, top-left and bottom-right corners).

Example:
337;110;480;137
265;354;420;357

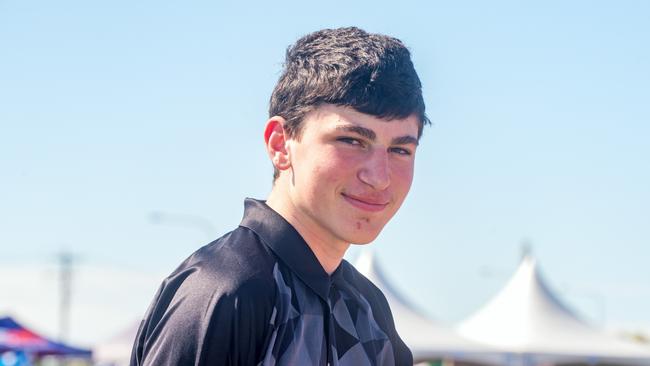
0;316;91;360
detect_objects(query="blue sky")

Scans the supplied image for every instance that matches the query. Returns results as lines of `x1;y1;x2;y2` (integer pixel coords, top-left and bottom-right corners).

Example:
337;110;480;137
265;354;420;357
1;0;649;346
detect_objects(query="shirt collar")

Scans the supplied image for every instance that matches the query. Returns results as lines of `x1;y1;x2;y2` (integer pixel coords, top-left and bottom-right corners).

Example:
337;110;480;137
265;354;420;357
239;198;335;301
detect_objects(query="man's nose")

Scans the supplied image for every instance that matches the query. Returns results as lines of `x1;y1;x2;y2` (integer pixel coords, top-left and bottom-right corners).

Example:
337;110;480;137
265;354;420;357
358;149;390;190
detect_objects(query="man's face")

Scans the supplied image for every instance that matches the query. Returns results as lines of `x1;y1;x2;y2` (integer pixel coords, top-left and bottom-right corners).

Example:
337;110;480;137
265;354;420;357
283;104;419;246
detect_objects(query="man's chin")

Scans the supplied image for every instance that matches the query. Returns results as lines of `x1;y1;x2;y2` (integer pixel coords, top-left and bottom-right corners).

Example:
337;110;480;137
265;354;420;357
350;241;374;246
347;231;382;245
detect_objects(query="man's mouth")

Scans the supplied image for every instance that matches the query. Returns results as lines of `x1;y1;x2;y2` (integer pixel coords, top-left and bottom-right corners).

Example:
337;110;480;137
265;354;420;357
341;193;389;212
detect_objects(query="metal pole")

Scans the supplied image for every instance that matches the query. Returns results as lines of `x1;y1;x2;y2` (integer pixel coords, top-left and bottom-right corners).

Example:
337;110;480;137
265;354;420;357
58;251;73;342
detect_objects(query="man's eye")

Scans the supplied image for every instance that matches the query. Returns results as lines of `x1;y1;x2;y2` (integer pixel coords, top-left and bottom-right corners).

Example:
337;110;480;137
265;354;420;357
337;137;363;146
390;147;412;156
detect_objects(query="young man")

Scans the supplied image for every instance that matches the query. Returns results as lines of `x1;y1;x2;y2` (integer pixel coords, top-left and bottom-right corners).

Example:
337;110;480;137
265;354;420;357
131;27;429;366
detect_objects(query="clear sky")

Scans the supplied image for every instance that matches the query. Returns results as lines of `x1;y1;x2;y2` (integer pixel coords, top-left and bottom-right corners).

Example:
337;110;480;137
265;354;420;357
1;0;649;347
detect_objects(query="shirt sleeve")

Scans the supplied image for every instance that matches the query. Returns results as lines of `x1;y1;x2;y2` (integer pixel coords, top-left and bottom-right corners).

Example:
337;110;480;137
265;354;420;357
130;265;276;366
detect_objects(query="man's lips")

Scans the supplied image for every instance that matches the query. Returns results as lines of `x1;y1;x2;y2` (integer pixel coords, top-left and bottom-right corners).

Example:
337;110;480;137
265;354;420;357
342;193;389;212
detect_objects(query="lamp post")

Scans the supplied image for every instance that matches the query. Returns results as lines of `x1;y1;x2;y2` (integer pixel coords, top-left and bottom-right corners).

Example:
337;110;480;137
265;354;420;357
149;211;217;242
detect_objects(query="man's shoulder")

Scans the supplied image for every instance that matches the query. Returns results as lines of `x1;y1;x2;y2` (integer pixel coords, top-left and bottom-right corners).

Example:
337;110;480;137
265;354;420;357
135;226;278;343
169;225;278;295
132;227;279;365
136;226;278;326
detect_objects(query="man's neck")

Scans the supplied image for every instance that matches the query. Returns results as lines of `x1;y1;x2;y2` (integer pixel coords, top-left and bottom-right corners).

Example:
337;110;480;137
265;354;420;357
266;189;349;275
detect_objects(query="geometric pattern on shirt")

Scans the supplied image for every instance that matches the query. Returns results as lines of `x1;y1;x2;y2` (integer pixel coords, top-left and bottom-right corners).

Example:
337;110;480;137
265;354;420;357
331;284;395;366
258;263;395;366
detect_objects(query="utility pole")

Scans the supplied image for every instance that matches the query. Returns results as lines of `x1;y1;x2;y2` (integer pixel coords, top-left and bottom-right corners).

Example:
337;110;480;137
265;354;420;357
58;251;73;342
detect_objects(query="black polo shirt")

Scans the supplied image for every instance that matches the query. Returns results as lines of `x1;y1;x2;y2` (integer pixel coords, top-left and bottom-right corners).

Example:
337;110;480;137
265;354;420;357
131;198;412;366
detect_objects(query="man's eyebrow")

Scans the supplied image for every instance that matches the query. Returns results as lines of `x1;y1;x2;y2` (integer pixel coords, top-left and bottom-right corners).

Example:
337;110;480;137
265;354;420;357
334;125;376;141
392;135;419;146
335;125;418;146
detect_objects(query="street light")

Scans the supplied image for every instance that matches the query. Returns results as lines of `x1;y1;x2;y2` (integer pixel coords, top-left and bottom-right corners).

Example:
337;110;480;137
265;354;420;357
149;211;217;241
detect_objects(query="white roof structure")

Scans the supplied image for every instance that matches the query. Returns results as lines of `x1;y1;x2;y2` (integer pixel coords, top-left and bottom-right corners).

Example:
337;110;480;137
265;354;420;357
457;255;650;366
353;250;503;364
93;321;140;366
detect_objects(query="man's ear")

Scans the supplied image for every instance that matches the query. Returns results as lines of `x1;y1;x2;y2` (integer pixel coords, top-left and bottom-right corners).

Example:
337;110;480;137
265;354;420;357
264;116;292;172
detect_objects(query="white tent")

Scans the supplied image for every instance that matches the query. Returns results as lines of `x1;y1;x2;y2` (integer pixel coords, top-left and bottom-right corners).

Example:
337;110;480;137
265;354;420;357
353;251;503;365
457;255;650;366
93;321;140;366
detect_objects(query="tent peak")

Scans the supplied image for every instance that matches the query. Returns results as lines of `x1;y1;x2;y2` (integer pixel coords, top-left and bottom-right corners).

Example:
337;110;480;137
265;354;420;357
458;255;650;363
354;249;376;275
352;250;503;363
353;249;433;316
